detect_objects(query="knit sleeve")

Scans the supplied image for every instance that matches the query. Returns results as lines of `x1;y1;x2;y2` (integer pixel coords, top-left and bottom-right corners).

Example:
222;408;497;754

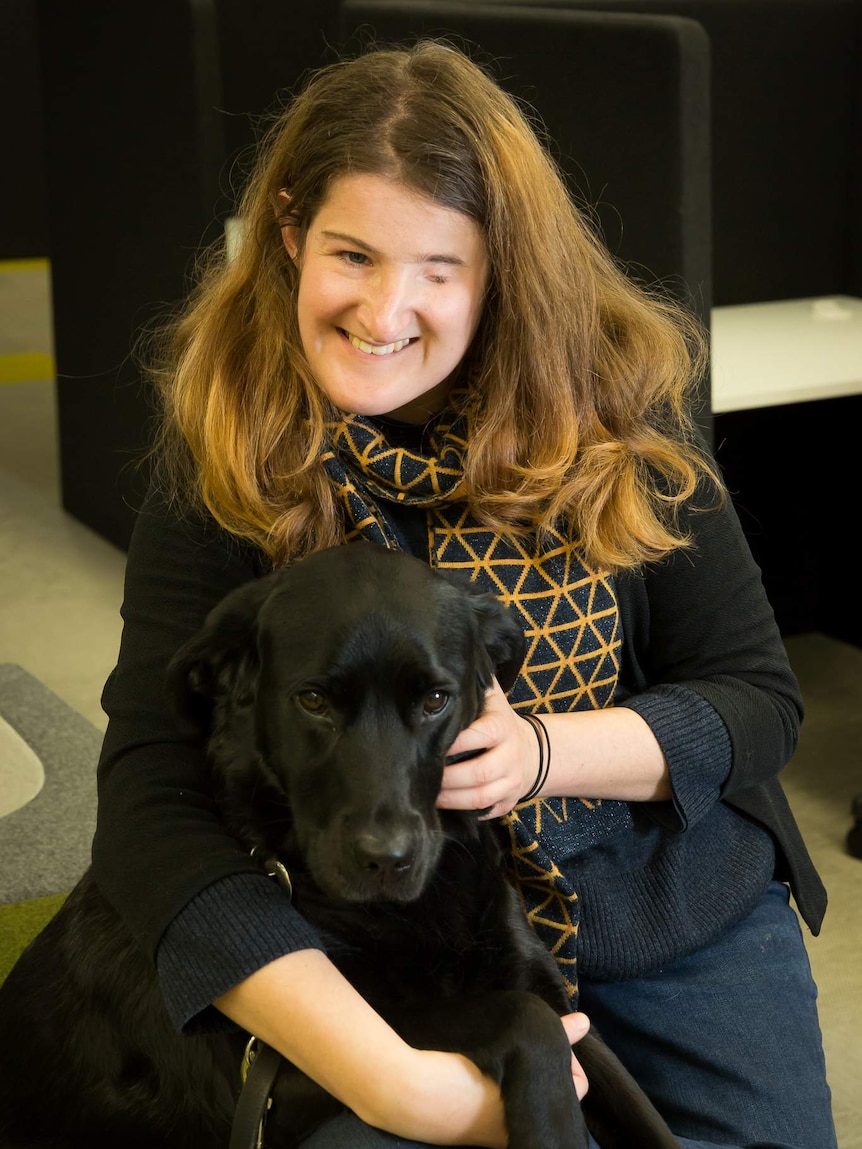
617;481;803;822
621;682;731;830
157;873;324;1034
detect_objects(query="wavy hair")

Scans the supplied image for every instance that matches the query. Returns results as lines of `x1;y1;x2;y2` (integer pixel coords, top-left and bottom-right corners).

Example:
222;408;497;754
151;39;721;571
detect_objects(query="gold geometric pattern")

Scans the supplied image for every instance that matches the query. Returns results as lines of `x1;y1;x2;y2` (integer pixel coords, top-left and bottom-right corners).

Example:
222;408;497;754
325;403;468;506
322;408;623;1007
500;812;580;1003
428;506;620;714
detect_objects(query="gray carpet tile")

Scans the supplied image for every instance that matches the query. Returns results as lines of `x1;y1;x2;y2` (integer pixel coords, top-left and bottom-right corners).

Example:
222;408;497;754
0;663;99;903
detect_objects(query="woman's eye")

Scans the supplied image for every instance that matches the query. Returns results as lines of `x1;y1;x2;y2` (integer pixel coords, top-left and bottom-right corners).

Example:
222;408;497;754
423;691;450;716
297;690;327;715
339;250;369;267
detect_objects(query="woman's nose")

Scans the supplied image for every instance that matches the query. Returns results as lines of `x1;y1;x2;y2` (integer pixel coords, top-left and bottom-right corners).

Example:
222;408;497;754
356;269;414;341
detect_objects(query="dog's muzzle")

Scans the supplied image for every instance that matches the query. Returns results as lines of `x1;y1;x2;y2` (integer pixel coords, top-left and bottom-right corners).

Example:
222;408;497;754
352;830;416;882
307;816;441;903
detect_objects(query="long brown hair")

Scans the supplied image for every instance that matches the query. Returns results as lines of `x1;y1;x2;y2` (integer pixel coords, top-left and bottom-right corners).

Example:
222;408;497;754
151;39;720;571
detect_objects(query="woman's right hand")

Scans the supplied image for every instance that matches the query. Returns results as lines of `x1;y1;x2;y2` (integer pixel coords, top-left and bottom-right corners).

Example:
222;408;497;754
216;949;591;1146
398;1012;590;1146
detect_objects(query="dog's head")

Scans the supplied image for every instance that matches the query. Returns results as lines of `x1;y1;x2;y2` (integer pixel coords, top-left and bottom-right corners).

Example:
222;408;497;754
167;543;526;904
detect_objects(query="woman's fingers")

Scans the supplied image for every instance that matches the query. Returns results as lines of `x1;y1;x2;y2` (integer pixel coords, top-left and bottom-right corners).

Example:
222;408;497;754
561;1013;591;1101
439;680;538;815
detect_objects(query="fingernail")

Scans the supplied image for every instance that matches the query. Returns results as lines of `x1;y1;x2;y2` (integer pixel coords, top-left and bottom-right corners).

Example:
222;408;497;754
445;748;487;765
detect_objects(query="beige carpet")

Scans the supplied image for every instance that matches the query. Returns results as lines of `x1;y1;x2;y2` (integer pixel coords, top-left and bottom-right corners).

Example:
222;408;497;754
0;714;44;816
782;632;862;1149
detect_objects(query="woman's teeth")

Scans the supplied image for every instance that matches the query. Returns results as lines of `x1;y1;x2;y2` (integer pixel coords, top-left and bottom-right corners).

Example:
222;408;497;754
346;332;412;356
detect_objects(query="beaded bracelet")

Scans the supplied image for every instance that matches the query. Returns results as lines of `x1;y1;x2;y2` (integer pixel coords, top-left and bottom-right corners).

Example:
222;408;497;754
521;714;551;802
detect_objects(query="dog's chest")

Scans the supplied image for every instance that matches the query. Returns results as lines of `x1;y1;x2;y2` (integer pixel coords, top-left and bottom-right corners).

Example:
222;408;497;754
294;839;523;1007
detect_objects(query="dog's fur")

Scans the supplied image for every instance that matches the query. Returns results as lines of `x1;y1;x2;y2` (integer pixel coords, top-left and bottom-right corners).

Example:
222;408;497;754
0;543;679;1149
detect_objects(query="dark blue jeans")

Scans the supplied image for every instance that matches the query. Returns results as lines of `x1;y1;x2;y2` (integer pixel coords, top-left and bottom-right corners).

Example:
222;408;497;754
300;882;837;1149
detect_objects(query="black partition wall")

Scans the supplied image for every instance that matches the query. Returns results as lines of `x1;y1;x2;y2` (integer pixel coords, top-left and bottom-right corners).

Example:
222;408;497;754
37;0;226;549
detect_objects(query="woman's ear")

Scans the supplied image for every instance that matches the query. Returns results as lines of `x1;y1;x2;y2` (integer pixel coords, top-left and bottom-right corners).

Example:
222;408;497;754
276;188;300;262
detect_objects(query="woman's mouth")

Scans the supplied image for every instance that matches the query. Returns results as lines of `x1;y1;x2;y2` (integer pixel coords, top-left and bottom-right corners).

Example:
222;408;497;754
341;329;415;357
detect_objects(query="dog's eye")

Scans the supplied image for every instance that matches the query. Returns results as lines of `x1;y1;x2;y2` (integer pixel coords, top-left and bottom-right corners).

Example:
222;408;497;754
423;691;450;716
297;690;328;715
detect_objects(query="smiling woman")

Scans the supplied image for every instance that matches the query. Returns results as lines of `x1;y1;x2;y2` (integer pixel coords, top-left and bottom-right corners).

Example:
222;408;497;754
279;173;489;423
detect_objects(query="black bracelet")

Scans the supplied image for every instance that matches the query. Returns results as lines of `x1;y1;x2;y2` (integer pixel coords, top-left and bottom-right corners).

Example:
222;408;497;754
534;715;551;796
521;714;551;802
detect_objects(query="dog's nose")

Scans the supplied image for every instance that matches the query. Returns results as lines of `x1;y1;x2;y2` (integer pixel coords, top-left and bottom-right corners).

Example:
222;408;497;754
353;833;415;880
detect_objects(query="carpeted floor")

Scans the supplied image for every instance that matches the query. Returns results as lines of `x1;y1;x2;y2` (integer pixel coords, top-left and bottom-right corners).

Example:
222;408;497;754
781;633;862;1147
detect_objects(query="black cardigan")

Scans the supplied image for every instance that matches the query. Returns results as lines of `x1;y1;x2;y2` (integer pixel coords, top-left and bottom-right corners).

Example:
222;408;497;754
93;480;826;1009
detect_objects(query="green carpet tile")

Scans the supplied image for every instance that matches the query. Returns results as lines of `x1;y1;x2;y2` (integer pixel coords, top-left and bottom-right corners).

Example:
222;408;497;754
0;892;67;985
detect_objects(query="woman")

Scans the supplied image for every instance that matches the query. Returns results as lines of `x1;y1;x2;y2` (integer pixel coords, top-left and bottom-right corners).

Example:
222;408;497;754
93;40;835;1148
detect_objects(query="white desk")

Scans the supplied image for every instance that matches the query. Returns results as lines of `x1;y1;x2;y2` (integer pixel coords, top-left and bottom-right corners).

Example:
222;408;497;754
710;295;862;414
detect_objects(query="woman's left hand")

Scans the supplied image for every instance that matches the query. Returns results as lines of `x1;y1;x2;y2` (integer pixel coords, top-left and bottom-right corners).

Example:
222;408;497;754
437;679;539;819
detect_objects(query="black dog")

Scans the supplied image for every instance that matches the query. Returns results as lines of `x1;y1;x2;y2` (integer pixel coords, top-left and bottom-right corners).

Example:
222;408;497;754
0;543;679;1149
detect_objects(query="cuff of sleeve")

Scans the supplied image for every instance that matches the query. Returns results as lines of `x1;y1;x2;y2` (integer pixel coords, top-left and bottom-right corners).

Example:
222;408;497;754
156;872;324;1035
620;683;731;831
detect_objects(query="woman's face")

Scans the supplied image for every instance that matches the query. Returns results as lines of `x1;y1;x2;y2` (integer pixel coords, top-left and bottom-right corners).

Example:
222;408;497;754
282;173;489;423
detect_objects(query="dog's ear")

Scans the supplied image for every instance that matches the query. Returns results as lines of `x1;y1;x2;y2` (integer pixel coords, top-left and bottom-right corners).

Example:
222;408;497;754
165;575;277;740
466;592;528;693
438;570;527;693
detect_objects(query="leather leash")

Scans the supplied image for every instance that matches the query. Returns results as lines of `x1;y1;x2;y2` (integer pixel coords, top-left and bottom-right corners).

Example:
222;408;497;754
228;851;293;1149
229;1038;283;1149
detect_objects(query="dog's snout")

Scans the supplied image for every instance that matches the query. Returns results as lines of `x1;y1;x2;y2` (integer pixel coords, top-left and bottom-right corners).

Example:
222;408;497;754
353;832;415;880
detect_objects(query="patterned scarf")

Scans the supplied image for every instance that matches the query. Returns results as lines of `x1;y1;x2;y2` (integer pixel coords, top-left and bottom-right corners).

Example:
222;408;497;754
321;401;622;1006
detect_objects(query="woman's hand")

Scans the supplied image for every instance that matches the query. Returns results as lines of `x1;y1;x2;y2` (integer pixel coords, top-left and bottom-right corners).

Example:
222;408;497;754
438;679;540;818
441;683;674;810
